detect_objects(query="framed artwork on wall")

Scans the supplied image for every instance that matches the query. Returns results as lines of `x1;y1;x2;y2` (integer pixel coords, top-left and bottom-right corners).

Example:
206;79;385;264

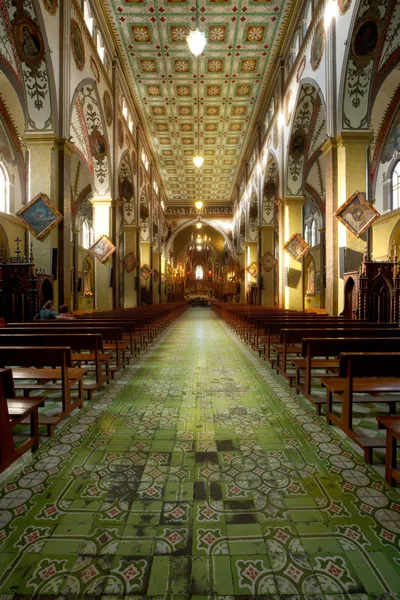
121;252;139;273
261;251;278;272
283;233;309;262
17;193;63;240
140;264;152;280
335;191;379;238
89;235;116;263
246;262;258;278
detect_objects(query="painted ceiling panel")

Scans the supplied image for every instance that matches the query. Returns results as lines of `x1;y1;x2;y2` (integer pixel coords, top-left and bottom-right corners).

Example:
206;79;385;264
106;0;291;204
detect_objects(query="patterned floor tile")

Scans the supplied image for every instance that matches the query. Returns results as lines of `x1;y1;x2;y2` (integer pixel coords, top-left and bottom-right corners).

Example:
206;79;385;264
1;309;400;597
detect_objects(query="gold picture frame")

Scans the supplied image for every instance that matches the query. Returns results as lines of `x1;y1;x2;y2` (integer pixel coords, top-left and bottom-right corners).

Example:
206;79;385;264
283;233;309;262
335;191;379;238
16;193;63;240
89;234;116;263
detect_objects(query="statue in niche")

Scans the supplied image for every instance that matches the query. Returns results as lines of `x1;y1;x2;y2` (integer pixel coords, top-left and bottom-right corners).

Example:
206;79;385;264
83;256;93;297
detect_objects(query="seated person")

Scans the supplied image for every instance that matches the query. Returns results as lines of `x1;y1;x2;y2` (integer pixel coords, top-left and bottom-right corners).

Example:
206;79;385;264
56;304;75;320
34;300;57;320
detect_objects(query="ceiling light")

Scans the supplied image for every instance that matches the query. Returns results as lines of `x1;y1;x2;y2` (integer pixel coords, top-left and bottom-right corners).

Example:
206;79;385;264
196;245;202;251
195;200;203;210
193;155;204;168
196;221;203;229
186;28;207;57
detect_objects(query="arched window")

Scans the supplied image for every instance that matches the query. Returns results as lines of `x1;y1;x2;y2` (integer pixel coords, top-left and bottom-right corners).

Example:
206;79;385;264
303;0;312;37
392;161;400;211
81;220;92;249
196;265;203;280
310;220;316;247
304;224;309;244
0;162;10;214
84;0;93;35
96;30;105;63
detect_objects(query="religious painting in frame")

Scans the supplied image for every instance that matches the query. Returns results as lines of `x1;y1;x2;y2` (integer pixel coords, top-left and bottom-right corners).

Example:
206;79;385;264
89;133;107;159
103;91;113;127
310;19;325;71
351;16;380;64
283;233;309;262
13;16;45;66
246;262;258;278
121;252;139;273
261;251;278;273
152;269;160;282
89;235;116;263
16;193;63;240
71;19;85;71
140;264;152;280
335;191;379;238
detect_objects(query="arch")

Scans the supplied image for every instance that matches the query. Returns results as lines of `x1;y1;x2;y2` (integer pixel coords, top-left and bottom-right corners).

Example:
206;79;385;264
370;274;393;322
0;0;56;132
39;278;54;306
69;79;110;196
340;0;400;131
286;81;326;198
343;276;356;319
165;218;235;257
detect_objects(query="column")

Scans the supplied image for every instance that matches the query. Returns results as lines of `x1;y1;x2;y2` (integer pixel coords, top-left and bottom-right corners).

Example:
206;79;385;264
322;137;339;316
260;225;275;306
123;225;139;307
152;251;161;304
140;241;152;305
91;197;113;310
282;196;303;310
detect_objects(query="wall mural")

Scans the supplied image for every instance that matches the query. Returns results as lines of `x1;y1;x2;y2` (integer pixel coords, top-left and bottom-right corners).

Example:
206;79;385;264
71;19;85;71
103;90;112;127
342;0;400;130
139;188;149;242
69;84;110;197
287;84;326;198
42;0;58;16
1;0;53;131
248;190;258;242
118;152;135;225
310;19;325;72
263;154;278;226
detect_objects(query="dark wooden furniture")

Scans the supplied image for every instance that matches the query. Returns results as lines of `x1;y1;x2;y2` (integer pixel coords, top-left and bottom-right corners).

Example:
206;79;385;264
0;368;43;472
376;416;400;486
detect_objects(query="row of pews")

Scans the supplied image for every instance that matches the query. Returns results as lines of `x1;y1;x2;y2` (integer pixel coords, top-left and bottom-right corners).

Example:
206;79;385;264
0;302;187;473
213;302;400;485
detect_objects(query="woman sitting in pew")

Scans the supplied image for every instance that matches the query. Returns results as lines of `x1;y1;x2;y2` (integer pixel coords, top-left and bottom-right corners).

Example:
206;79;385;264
56;305;75;320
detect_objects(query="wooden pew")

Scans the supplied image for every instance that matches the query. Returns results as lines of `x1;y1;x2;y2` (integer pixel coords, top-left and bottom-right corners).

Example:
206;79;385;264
376;416;400;486
0;333;110;399
322;352;400;461
0;368;43;472
6;325;126;374
0;347;87;436
293;335;400;411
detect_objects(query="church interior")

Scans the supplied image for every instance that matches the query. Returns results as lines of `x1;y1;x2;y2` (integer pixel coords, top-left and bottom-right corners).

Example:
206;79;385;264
2;0;400;594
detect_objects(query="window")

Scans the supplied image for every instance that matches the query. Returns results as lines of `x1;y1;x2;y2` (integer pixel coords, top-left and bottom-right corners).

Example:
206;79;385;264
84;0;93;36
96;30;105;63
122;98;128;120
196;265;203;280
81;219;92;249
310;220;316;247
304;224;309;244
153;180;159;195
303;1;312;37
392;161;400;210
141;149;149;172
0;162;10;214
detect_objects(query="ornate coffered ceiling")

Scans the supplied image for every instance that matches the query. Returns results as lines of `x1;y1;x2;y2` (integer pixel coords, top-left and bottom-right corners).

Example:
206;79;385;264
105;0;292;204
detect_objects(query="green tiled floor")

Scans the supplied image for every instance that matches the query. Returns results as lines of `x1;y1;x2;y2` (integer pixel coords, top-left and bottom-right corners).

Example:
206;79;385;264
1;308;400;598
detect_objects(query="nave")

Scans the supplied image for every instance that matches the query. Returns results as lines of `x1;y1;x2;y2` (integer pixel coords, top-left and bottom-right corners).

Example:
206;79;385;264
1;309;400;596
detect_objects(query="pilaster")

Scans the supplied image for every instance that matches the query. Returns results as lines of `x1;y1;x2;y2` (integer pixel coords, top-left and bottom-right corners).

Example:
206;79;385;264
282;196;304;310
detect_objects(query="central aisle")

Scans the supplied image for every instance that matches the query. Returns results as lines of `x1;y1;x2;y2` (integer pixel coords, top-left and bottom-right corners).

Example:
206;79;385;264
1;308;400;595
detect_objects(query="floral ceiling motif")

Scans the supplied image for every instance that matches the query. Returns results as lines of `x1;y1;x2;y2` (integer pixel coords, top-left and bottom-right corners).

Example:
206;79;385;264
105;0;290;205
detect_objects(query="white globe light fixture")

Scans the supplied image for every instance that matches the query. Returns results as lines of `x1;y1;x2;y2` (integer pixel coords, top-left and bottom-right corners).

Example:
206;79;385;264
196;221;203;229
193;155;204;169
186;28;207;58
195;200;203;211
196;245;202;252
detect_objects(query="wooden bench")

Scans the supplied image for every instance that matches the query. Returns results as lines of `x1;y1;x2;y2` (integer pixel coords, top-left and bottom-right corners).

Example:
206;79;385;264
322;352;400;461
0;368;43;472
0;347;87;436
376;416;400;485
6;325;126;375
0;333;110;399
290;331;400;403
